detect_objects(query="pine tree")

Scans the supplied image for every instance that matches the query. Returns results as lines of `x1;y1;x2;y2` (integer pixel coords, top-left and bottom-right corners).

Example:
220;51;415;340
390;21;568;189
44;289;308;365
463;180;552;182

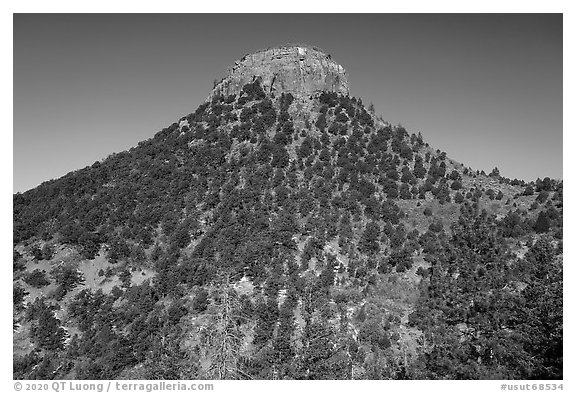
359;222;381;255
31;301;67;351
272;292;297;376
534;211;551;233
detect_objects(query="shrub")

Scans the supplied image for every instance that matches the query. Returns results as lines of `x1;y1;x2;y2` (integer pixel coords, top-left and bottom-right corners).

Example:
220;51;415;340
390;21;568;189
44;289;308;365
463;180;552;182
454;192;464;203
523;185;535;196
50;265;84;300
536;191;549;204
192;288;209;313
428;219;444;233
14;283;29;311
23;269;51;288
416;266;429;278
450;180;462;190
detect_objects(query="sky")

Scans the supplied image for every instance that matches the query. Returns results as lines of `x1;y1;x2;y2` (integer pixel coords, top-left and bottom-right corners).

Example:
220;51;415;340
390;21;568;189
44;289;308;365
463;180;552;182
13;13;563;193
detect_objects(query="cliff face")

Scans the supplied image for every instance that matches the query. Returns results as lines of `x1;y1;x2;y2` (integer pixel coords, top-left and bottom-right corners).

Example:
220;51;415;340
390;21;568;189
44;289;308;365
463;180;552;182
209;45;349;101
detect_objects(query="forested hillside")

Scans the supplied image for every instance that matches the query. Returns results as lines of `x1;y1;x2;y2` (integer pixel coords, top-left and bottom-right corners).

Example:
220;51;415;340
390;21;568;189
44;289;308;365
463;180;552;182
14;74;562;380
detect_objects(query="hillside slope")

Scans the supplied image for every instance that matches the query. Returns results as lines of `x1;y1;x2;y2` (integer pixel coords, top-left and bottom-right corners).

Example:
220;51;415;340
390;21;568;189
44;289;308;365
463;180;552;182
13;45;563;380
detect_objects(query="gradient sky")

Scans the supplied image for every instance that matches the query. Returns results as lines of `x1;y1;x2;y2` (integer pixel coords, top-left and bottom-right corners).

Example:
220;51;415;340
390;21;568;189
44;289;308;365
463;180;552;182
13;14;562;193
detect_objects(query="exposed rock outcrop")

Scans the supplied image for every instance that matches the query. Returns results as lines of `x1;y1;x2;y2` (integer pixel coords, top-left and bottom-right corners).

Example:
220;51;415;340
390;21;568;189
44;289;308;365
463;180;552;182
208;44;349;101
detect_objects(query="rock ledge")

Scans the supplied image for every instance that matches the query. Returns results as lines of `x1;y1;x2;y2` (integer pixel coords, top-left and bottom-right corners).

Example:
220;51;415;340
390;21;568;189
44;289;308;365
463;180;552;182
208;44;349;100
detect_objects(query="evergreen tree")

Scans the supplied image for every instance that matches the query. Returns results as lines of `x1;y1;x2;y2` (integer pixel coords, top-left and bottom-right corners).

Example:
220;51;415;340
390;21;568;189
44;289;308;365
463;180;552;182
30;300;67;351
359;222;381;255
534;211;551;233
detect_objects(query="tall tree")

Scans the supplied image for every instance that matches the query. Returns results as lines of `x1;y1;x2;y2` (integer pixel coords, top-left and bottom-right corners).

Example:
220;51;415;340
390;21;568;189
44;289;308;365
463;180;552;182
199;275;247;379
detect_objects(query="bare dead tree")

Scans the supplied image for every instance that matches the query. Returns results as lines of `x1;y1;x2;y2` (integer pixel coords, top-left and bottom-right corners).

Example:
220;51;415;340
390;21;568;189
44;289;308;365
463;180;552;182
199;273;250;379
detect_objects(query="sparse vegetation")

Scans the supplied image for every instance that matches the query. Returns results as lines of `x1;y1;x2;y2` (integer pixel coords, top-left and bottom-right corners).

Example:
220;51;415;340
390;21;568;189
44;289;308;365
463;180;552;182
13;61;562;381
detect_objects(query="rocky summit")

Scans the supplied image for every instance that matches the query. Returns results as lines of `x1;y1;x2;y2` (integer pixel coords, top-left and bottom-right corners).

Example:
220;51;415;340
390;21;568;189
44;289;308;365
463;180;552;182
209;44;349;101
